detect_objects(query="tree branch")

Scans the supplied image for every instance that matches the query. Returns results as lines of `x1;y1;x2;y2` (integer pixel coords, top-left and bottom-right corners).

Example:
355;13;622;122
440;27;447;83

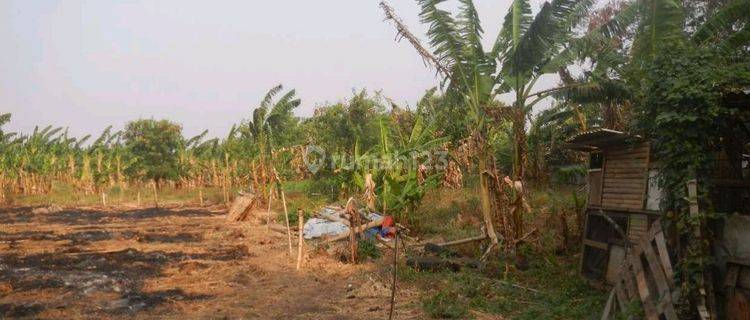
379;1;453;81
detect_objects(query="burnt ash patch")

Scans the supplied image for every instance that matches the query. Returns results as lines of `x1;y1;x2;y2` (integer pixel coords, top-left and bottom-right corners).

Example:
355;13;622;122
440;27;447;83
0;302;44;318
0;246;250;293
136;232;203;243
0;206;236;316
105;288;212;314
44;208;219;225
0;207;37;224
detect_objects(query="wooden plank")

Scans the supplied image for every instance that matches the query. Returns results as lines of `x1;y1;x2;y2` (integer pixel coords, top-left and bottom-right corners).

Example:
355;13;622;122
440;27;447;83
601;202;643;210
602;289;616;320
656;295;679;320
602;181;646;188
584;239;608;250
602;193;645;201
605;166;647;172
605;161;647;167
602;183;647;190
607;145;649;153
602;178;647;186
613;285;629;315
605;154;649;161
605;164;649;170
604;173;648;179
606;148;649;155
602;193;644;200
619;262;639;300
600;202;643;209
653;231;674;284
628;215;649;245
630;253;659;320
589;170;603;206
639;146;652;216
603;188;647;195
643;242;670;297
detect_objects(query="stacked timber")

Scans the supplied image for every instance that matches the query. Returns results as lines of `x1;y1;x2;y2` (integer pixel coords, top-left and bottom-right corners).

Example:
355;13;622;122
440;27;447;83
226;191;258;222
601;143;650;210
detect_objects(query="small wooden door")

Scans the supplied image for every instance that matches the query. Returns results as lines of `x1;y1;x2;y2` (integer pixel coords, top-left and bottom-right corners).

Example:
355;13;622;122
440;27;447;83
588;169;603;206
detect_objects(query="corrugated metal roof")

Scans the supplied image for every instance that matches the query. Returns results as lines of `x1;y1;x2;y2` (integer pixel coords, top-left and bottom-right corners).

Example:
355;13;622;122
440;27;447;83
564;128;642;151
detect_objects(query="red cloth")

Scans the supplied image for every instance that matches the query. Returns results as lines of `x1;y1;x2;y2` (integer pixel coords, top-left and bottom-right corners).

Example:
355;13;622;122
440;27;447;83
382;215;394;228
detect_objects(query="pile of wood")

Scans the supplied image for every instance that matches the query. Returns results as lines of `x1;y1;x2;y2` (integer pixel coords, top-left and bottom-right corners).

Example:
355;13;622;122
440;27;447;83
226;191;258;222
601;220;678;320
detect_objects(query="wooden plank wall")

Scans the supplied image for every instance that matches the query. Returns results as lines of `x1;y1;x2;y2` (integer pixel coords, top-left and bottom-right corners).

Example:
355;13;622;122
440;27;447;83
601;143;650;210
628;214;649;245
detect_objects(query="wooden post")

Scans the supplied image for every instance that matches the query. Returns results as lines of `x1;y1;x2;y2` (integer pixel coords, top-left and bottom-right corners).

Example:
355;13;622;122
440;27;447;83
198;188;204;206
101;192;107;206
281;189;292;256
296;209;304;270
266;185;274;226
346;198;359;263
152;180;159;208
137;190;141;206
686;179;714;320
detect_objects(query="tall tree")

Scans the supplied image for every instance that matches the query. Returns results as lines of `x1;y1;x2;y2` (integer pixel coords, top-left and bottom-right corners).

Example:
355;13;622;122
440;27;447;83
123;119;183;188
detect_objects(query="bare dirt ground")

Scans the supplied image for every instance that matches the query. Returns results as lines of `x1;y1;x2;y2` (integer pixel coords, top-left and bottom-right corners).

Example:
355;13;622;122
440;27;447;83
0;205;423;319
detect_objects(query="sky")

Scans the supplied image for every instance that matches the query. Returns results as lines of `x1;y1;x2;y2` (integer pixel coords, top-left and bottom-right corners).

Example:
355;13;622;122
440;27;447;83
1;0;554;139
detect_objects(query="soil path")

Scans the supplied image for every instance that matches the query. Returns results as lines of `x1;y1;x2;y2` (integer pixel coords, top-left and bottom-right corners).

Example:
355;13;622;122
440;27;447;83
0;205;423;319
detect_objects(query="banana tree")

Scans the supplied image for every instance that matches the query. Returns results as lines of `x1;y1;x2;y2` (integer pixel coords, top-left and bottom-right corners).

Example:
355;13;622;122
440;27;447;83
244;84;301;194
351;115;447;223
381;0;596;247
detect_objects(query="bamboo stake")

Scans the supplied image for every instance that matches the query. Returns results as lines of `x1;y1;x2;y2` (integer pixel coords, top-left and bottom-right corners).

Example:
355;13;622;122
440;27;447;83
222;176;228;205
152;180;159;208
296;209;304;270
281;189;292;256
266;185;274;226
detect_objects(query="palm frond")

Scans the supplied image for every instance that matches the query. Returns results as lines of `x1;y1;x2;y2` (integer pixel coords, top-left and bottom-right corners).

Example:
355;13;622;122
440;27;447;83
631;0;685;58
260;84;283;109
716;23;750;54
506;0;594;78
692;0;750;46
0;113;11;127
418;0;464;69
491;0;532;61
595;1;639;39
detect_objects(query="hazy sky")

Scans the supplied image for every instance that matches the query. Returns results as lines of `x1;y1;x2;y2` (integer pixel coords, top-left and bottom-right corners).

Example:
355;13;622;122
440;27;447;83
1;0;554;139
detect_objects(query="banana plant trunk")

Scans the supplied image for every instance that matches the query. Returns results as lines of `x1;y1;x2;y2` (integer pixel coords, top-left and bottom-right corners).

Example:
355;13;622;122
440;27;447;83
478;146;499;247
512;107;527;241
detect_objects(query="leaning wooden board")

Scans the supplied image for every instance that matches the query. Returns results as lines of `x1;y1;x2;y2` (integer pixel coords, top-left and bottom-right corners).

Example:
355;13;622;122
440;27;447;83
601;220;679;320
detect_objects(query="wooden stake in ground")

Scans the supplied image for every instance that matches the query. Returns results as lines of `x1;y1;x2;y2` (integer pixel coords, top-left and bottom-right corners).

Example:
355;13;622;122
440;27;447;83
137;190;141;206
266;185;274;226
280;188;292;256
222;176;228;205
101;192;107;206
296;209;304;270
152;180;159;208
198;188;204;206
345;198;359;263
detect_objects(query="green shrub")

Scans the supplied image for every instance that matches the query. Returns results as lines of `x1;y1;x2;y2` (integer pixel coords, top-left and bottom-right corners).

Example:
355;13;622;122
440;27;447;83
357;239;381;260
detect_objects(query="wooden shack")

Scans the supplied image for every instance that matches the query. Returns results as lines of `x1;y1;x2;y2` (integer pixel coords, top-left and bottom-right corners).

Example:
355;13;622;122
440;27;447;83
567;126;750;317
566;129;661;284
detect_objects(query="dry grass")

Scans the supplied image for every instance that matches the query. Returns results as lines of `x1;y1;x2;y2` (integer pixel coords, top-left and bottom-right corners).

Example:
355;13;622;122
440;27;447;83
0;204;424;319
